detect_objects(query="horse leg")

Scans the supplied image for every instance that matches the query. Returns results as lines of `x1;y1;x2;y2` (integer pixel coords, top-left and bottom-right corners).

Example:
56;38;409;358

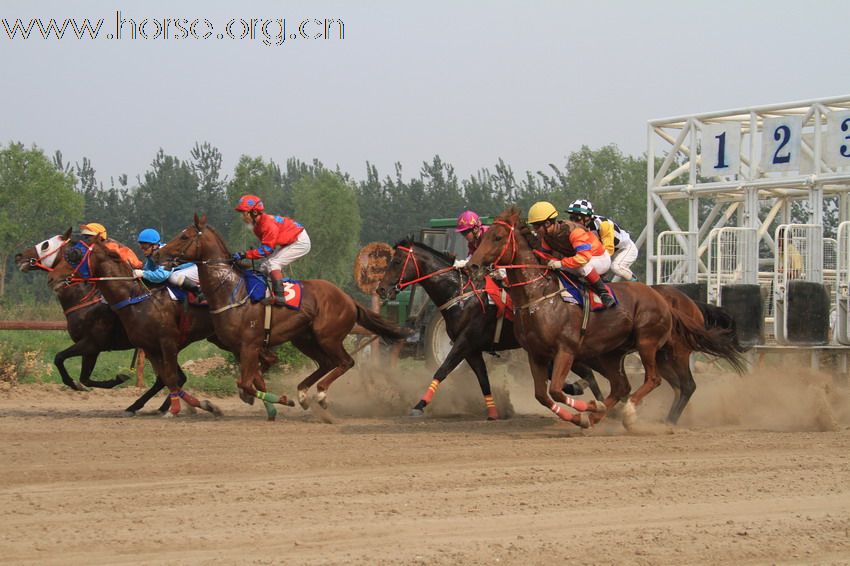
123;375;165;416
659;346;696;425
587;354;631;425
53;343;90;391
78;352;131;389
314;339;356;409
624;338;665;426
465;351;499;420
567;362;605;402
410;336;474;417
528;353;590;429
549;350;606;415
291;334;334;410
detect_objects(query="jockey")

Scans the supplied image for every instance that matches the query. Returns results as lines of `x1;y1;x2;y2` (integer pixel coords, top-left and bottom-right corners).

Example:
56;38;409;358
453;210;506;281
453;210;488;268
131;228;203;297
79;223;143;269
527;201;616;308
566;199;639;282
232;194;311;306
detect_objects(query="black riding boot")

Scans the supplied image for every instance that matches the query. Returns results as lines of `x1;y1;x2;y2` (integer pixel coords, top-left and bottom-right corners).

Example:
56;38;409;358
271;278;287;306
590;278;616;308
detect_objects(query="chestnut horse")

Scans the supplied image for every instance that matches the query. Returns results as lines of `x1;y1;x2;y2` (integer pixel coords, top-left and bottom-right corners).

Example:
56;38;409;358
375;238;604;420
155;214;410;417
82;238;223;417
469;207;709;427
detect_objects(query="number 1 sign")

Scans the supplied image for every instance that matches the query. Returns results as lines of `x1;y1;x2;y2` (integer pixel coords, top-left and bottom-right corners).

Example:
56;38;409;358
701;123;741;177
761;116;802;172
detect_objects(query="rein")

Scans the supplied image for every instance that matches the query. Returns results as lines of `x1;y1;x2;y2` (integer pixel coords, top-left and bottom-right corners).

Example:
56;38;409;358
486;220;551;289
394;245;488;311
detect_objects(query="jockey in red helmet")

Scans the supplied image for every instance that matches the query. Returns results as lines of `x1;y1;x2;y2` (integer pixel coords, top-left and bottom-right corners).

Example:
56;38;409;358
233;194;311;306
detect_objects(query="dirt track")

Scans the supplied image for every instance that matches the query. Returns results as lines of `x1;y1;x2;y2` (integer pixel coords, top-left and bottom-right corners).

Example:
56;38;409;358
1;363;850;565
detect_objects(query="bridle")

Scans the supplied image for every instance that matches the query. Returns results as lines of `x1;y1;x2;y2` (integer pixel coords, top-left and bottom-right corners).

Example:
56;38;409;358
483;219;551;288
390;244;487;311
27;236;67;272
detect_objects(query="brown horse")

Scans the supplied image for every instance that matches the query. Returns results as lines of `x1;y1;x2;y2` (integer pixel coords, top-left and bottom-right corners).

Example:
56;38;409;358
155;214;410;416
82;238;223;417
14;230;134;392
469;207;678;428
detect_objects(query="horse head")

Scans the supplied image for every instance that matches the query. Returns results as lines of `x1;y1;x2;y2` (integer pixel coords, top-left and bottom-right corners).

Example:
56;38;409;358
14;227;72;272
375;238;459;301
469;206;523;274
157;213;229;265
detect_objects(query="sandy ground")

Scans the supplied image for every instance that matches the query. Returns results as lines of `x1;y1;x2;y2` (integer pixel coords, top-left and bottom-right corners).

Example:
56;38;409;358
1;359;850;565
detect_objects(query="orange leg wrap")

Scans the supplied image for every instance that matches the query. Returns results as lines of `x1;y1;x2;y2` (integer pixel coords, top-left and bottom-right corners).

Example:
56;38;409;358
484;394;499;420
421;379;440;404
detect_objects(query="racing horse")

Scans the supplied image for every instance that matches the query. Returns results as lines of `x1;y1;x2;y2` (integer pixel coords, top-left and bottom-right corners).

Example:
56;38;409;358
79;237;223;417
375;238;604;420
16;232;218;415
378;238;747;425
15;229;134;392
469;207;738;427
155;214;411;417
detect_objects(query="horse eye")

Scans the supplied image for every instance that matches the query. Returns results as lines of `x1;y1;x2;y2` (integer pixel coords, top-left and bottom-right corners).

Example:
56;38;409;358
40;242;49;251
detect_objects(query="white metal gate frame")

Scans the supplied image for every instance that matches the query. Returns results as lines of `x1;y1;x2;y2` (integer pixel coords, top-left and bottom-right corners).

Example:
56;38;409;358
706;227;758;306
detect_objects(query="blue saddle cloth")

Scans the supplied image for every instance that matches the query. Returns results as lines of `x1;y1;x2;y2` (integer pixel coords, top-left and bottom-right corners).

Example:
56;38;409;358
556;272;617;311
166;285;208;307
244;270;268;303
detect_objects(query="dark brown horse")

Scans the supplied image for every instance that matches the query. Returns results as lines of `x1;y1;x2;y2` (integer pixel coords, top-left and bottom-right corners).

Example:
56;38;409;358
469;207;708;427
375;238;604;420
83;238;222;417
14;230;134;392
155;214;410;416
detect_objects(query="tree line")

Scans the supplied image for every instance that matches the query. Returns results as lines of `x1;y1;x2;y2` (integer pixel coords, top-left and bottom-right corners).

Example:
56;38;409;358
0;140;656;303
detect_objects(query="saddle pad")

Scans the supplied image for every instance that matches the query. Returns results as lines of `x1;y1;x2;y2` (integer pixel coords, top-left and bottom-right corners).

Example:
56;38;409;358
555;273;617;311
279;278;303;310
484;277;514;321
166;286;207;306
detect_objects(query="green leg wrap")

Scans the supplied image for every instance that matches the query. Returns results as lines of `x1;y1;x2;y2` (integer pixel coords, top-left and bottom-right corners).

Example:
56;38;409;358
255;390;280;404
264;401;278;420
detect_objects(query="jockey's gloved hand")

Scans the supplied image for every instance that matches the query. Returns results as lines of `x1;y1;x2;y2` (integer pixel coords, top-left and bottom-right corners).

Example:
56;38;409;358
232;252;244;262
453;258;469;269
132;269;145;279
547;259;563;270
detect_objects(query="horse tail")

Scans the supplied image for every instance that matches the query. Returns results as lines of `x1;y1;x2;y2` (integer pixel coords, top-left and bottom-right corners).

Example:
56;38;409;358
355;303;411;341
695;301;750;353
669;307;749;374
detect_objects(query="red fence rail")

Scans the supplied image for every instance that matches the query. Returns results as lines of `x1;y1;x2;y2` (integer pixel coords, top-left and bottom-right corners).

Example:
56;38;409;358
0;320;67;330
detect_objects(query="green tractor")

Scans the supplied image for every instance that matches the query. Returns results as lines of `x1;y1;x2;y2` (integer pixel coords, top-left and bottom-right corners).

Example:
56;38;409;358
380;216;495;368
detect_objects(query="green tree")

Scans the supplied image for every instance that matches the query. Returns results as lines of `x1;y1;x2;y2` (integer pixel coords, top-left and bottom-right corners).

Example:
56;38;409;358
0;143;83;297
292;170;361;287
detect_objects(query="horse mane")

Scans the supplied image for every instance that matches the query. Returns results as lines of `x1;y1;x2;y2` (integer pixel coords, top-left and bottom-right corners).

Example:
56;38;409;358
393;238;456;264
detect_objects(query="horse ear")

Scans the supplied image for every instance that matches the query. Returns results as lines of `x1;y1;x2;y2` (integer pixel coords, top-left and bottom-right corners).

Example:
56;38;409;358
63;227;72;240
200;213;208;227
194;213;200;228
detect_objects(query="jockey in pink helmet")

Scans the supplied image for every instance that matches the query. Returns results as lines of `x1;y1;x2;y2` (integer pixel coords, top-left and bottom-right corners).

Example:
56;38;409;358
453;210;490;270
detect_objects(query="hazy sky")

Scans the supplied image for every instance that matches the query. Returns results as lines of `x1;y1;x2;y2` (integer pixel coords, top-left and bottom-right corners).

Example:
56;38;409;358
3;0;849;185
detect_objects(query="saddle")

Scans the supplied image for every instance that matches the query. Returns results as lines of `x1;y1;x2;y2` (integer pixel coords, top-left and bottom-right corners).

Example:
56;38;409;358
555;273;617;311
244;269;303;310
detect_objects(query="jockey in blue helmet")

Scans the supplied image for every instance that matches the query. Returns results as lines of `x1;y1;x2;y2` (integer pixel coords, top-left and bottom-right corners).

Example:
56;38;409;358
133;228;203;296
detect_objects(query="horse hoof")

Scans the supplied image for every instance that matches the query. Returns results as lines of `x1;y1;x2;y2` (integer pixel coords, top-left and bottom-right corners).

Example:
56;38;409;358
71;382;91;392
408;408;425;418
120;410;136;418
239;390;255;405
163;412;177;419
578;413;592;429
115;373;132;385
622;400;638;430
590;400;607;414
298;389;310;410
200;400;224;417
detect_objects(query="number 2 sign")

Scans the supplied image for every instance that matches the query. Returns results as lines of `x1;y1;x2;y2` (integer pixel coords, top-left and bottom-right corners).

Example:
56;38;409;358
701;123;741;177
761;116;802;172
